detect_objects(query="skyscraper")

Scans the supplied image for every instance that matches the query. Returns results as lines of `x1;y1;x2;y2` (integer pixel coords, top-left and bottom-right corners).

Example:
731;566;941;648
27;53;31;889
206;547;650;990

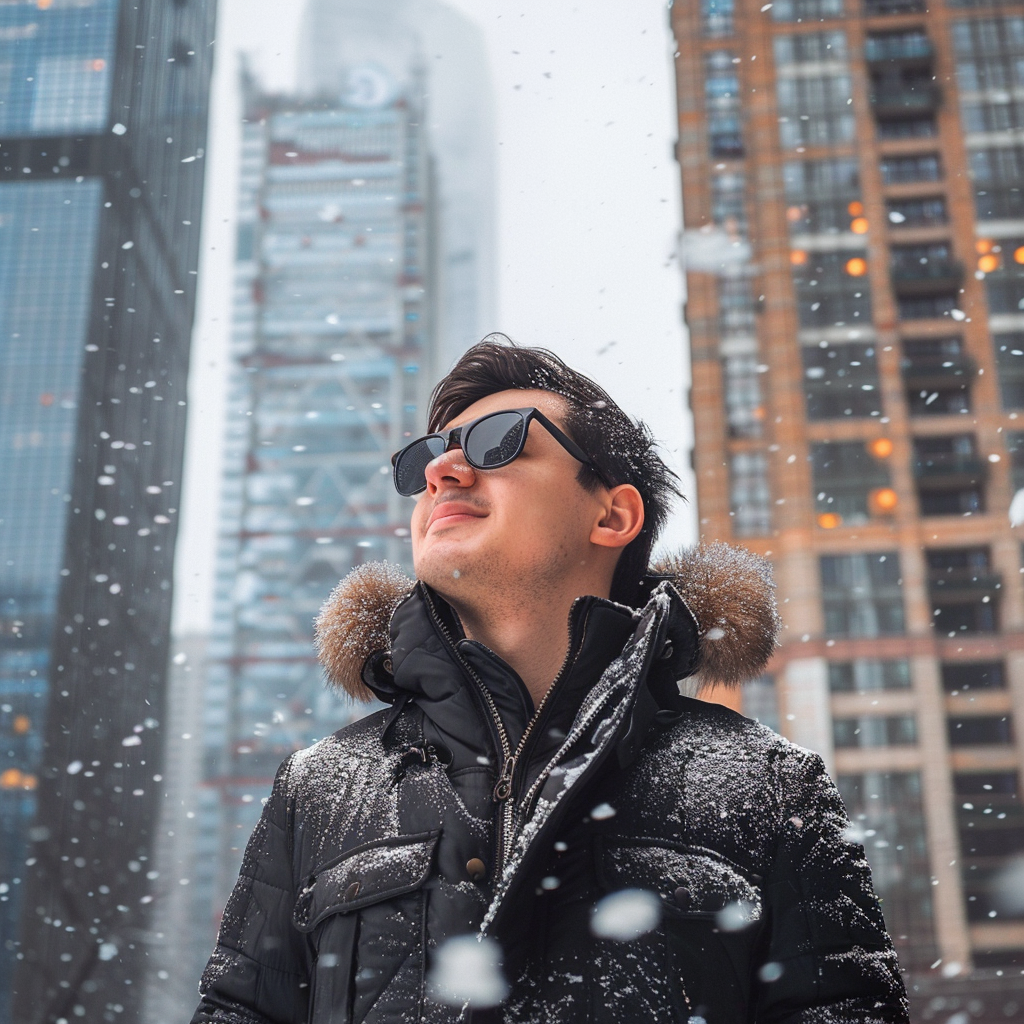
0;1;217;1021
674;0;1024;1014
190;0;493;976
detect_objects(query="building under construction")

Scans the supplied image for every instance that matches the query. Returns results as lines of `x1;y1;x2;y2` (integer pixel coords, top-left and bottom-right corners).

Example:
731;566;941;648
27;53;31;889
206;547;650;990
673;0;1024;1015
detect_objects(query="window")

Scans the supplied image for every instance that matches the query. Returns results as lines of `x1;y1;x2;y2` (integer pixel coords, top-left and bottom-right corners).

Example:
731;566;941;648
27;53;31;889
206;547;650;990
783;157;860;235
902;337;972;417
711;172;747;238
742;675;779;731
969;146;1024;221
802;341;882;419
863;0;925;12
718;274;756;335
820;552;904;637
1006;432;1024;494
941;661;1006;692
994;334;1024;409
772;0;845;21
812;440;893;525
791;250;872;328
948;716;1015;746
926;546;1000;635
774;30;848;65
979;237;1024;315
702;0;735;36
880;153;941;184
954;772;1024;925
706;50;744;158
890;242;962;285
829;659;911;692
886;197;947;228
834;715;917;747
913;434;985;516
951;17;1024;92
730;452;772;536
837;772;936;969
722;355;765;438
776;75;855;150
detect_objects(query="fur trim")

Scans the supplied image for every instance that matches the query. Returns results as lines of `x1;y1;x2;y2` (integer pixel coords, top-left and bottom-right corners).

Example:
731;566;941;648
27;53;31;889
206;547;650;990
316;543;780;700
314;561;415;702
653;543;780;687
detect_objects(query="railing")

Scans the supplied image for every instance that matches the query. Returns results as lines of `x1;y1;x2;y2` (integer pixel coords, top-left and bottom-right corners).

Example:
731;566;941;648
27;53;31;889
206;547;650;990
864;0;926;14
901;353;976;385
865;36;934;63
891;258;964;295
927;569;1002;593
870;83;941;116
913;453;987;480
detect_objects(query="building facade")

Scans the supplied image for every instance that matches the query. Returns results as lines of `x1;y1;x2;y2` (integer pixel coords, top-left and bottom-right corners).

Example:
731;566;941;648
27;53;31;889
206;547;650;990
0;1;216;1021
193;57;441;961
673;0;1024;1015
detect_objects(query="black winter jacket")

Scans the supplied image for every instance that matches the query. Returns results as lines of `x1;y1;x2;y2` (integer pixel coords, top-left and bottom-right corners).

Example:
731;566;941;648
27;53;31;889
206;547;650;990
192;547;909;1024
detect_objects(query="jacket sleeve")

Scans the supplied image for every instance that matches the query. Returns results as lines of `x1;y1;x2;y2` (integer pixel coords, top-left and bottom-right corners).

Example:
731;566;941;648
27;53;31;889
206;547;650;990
755;747;910;1024
190;756;310;1024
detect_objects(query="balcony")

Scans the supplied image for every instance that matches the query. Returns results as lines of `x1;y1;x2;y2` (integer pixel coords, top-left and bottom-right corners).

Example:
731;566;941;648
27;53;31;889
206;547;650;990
865;35;934;66
870;82;941;119
914;452;987;486
928;568;1003;596
864;0;926;13
891;257;964;296
901;352;976;391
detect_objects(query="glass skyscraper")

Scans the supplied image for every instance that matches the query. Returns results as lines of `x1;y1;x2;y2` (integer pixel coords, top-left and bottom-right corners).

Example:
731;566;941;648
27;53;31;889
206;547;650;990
0;2;217;1021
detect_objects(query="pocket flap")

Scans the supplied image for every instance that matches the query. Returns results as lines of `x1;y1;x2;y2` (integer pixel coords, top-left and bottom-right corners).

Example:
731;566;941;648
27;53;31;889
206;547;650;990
599;839;762;922
293;830;439;932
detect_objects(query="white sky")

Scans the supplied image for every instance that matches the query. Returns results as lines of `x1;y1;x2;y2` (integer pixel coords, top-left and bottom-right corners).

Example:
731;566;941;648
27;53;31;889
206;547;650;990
172;0;695;636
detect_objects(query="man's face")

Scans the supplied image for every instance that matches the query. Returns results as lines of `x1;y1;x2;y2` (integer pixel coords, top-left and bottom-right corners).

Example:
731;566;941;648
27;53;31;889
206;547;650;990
410;388;608;601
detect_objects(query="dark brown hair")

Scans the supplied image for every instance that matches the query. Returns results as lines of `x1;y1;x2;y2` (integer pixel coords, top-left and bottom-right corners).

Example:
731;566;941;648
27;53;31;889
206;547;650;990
428;337;682;605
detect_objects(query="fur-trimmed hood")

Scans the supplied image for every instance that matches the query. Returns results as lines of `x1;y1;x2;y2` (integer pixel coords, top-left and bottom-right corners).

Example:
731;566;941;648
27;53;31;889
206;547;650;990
314;542;780;702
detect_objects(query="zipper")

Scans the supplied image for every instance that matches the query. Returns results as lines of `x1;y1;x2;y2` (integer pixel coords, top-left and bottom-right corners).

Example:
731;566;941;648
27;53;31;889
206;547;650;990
422;589;590;879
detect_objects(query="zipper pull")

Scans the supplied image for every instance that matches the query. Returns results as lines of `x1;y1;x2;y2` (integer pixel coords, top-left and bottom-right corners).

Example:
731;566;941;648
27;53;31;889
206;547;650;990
493;754;517;802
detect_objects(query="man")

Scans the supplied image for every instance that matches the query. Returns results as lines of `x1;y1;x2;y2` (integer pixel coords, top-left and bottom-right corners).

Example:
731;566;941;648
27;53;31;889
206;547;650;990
192;341;908;1023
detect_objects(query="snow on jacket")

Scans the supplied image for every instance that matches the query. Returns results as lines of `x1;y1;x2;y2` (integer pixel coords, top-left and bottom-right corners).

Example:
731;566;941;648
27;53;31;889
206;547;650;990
191;544;909;1024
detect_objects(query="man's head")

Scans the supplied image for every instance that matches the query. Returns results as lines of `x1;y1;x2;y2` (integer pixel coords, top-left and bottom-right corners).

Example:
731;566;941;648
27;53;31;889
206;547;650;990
404;339;680;608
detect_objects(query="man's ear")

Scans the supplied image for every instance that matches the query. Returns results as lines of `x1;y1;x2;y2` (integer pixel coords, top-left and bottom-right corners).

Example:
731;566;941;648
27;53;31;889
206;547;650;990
590;484;644;550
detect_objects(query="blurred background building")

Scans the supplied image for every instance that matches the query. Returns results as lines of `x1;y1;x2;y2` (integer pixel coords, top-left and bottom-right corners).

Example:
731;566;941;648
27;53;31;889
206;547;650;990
0;0;217;1022
144;2;494;1014
674;0;1024;1016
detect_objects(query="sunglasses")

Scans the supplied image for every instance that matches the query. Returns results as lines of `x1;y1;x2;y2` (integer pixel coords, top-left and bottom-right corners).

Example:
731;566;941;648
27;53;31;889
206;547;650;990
391;407;607;497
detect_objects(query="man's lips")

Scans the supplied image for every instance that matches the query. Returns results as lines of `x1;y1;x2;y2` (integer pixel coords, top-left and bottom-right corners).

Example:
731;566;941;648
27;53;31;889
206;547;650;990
426;502;487;530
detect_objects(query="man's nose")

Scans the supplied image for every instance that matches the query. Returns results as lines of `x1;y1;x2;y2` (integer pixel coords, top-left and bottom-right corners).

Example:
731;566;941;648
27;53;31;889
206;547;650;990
423;446;476;493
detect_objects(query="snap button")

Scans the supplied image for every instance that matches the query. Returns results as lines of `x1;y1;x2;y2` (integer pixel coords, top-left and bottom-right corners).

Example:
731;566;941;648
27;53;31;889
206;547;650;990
466;858;487;882
674;886;692;910
659;641;674;661
345;881;361;901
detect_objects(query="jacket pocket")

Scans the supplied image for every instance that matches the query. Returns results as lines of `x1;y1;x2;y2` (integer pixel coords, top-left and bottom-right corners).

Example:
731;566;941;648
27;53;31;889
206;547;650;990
293;831;440;1024
596;838;763;1023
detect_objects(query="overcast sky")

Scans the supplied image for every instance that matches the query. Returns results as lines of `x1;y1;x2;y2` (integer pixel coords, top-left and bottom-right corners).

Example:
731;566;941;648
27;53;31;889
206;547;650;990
172;0;694;636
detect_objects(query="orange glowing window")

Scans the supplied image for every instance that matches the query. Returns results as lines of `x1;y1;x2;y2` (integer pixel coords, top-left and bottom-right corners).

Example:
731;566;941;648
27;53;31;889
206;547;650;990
37;0;52;8
978;253;1000;273
786;205;804;222
790;249;808;265
1014;246;1024;265
870;487;899;513
850;217;869;234
12;715;30;735
0;769;22;789
848;201;864;216
976;238;994;255
91;59;107;72
868;437;894;459
817;512;842;529
845;257;867;276
39;392;53;407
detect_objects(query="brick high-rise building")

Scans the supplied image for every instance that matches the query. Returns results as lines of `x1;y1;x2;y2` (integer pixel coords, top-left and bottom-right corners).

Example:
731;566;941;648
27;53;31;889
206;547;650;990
673;0;1024;1015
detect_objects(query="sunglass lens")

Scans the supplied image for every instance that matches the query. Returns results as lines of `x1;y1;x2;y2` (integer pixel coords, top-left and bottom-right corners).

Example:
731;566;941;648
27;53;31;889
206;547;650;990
464;412;526;468
395;436;446;495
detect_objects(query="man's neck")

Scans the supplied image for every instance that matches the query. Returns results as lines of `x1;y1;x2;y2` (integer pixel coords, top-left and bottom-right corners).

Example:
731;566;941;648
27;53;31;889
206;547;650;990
453;591;582;708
